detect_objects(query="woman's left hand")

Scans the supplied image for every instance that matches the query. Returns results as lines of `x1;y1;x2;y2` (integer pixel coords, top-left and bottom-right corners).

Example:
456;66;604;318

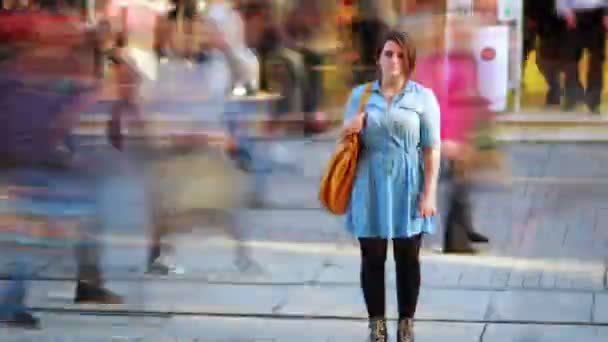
418;192;437;218
340;112;366;138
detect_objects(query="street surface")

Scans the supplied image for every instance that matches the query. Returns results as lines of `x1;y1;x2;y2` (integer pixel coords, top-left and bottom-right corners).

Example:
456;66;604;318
2;141;608;341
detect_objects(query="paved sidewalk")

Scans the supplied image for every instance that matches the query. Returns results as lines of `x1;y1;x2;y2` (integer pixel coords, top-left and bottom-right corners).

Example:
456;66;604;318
4;143;608;289
2;142;608;340
2;313;608;341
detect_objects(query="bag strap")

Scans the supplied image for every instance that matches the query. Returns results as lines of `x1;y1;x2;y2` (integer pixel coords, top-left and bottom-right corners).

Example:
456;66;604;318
357;83;373;114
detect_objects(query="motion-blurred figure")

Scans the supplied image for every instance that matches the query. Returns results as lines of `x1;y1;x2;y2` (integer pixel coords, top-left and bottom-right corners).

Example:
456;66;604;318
0;8;122;328
415;20;491;254
141;0;258;273
347;0;390;84
557;0;607;113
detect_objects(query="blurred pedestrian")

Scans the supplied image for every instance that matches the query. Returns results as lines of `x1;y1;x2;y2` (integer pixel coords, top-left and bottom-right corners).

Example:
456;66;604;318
0;8;122;328
143;0;257;273
414;19;490;254
557;0;607;113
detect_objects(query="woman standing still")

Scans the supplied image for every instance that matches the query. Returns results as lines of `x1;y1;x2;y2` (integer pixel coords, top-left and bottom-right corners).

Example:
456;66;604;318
341;31;441;342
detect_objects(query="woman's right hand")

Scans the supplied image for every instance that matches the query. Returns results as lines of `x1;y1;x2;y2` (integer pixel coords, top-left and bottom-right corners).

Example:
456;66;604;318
341;112;366;138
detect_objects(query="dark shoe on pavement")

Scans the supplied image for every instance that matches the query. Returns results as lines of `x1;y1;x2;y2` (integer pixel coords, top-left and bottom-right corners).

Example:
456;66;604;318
369;318;387;342
74;282;123;304
146;261;170;275
444;222;478;254
146;260;185;276
1;311;40;329
588;104;601;115
562;100;577;112
228;147;255;172
468;231;489;243
584;94;601;114
247;195;265;209
443;244;479;254
397;318;415;342
545;92;560;107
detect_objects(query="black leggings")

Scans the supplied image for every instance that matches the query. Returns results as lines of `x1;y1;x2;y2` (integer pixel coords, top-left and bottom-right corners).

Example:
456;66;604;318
359;235;422;319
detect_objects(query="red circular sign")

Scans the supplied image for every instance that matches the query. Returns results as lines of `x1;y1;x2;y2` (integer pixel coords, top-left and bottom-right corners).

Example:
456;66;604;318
481;47;496;61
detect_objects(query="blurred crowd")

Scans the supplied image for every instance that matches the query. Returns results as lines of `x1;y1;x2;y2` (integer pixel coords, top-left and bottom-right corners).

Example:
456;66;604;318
1;0;604;330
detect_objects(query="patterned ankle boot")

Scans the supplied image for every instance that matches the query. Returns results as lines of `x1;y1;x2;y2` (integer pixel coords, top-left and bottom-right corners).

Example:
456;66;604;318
368;318;387;342
397;318;415;342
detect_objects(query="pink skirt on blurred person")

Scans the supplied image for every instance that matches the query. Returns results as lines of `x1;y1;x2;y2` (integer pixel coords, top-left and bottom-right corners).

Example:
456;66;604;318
414;51;493;147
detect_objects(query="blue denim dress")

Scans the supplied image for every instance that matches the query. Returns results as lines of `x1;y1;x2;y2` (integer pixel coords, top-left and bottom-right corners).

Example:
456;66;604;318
344;81;441;239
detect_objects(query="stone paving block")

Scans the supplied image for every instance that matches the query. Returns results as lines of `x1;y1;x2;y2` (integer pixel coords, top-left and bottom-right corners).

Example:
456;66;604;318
592;209;608;251
172;237;245;280
144;282;287;315
420;261;442;287
507;270;525;288
458;266;495;288
20;280;287;315
246;248;327;284
411;322;485;342
505;144;550;178
522;272;541;288
418;257;464;288
555;275;574;289
169;316;316;342
279;285;367;318
572;207;597;233
314;255;361;284
415;288;492;321
0;314;170;342
592;293;608;323
565;229;596;251
487;290;593;323
569;274;603;291
174;235;330;284
533;220;564;252
482;324;608;342
546;145;608;179
315;253;396;285
536;261;606;290
0;333;163;342
539;272;557;288
490;270;511;288
278;285;491;321
399;255;457;286
421;260;461;288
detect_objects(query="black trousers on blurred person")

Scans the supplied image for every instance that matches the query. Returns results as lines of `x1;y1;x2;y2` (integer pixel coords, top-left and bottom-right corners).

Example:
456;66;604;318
534;8;586;108
538;38;585;108
522;22;536;69
40;163;122;304
0;159;122;326
537;34;568;106
146;174;172;274
441;160;488;254
122;139;175;275
359;236;422;320
138;144;256;275
563;9;605;112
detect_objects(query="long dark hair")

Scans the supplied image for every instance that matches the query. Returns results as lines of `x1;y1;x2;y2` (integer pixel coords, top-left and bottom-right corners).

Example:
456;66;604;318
376;30;417;80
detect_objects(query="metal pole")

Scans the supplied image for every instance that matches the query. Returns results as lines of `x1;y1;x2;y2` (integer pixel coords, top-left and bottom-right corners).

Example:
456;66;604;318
513;0;523;113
